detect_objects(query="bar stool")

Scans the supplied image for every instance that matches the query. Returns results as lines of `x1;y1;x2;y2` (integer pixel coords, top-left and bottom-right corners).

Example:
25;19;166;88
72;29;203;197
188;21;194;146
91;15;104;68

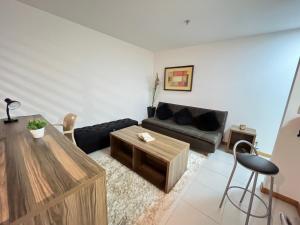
219;140;279;225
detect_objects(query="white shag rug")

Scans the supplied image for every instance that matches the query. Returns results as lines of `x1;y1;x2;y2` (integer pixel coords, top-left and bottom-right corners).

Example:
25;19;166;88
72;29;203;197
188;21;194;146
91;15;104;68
89;148;206;225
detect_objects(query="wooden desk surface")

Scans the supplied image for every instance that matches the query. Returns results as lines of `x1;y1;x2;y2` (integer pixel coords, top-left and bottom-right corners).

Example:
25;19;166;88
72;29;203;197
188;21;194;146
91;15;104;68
0;115;106;225
111;125;189;162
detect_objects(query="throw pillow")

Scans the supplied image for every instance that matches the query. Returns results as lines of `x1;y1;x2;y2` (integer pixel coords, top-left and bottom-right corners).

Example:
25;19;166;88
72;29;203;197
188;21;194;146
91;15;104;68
174;108;193;125
195;111;220;131
156;104;173;120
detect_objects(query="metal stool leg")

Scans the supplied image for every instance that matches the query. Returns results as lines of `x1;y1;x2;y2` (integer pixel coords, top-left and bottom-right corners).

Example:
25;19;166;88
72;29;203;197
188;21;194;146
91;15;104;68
219;162;237;208
240;172;255;204
245;172;258;225
267;176;274;225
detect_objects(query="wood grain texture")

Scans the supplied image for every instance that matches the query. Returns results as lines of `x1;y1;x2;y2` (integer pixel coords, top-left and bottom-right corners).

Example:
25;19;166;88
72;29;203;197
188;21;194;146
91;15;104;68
0;140;9;224
43;135;86;181
111;126;189;162
18;176;107;225
230;125;256;136
0;115;107;225
227;125;256;151
18;136;54;203
166;147;189;192
111;126;189;193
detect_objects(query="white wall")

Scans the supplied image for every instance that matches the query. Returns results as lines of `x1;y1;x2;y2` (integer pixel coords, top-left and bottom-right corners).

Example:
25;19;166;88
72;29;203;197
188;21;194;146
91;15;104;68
265;63;300;201
154;31;300;153
0;0;154;127
1;0;299;155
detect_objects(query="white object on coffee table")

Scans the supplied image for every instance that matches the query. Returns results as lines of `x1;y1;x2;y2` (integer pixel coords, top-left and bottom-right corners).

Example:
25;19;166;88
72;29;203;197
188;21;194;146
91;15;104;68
137;132;155;142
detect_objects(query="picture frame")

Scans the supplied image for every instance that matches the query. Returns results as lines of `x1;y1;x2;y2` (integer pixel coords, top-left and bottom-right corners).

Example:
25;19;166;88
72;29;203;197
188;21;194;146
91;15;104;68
164;65;194;91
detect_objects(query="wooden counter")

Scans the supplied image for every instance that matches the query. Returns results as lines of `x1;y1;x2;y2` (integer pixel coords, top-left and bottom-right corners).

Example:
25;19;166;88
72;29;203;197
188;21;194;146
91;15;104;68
0;115;107;225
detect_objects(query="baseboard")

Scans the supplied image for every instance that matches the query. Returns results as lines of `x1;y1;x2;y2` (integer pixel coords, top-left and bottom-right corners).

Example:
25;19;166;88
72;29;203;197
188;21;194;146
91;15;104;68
260;184;300;216
256;150;272;158
221;141;272;158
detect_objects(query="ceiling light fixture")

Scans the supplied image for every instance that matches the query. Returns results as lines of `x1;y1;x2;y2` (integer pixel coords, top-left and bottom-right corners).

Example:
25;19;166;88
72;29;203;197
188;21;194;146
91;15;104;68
184;19;191;25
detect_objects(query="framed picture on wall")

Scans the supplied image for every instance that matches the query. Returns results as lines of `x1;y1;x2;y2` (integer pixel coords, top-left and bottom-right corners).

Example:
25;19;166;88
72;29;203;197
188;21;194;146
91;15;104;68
164;65;194;91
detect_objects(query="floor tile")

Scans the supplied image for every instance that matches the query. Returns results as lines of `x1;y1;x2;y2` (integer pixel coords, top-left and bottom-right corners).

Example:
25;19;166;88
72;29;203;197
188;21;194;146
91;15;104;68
220;182;300;225
161;148;299;225
194;166;244;194
200;156;233;177
205;154;266;188
221;199;247;225
165;201;218;225
207;149;234;166
182;179;225;223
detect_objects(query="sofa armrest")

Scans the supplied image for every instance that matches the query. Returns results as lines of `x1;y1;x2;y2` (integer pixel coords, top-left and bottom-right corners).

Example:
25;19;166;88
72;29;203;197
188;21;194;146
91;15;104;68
217;111;228;135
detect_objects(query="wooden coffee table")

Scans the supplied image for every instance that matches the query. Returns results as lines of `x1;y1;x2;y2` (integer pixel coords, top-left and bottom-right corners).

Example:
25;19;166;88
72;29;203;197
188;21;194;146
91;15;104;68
110;125;189;193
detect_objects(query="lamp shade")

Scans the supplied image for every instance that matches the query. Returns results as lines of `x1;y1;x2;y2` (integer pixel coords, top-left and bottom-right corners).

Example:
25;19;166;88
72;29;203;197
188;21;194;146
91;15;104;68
5;98;21;110
4;98;21;124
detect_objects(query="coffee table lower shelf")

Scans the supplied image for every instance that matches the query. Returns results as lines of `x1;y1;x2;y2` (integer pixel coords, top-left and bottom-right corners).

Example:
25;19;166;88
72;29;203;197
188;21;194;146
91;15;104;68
110;133;188;193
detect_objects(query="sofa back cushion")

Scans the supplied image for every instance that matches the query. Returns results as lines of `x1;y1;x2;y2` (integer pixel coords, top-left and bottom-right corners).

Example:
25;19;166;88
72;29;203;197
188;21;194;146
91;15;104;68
156;102;228;133
156;103;173;120
194;111;220;131
174;108;193;125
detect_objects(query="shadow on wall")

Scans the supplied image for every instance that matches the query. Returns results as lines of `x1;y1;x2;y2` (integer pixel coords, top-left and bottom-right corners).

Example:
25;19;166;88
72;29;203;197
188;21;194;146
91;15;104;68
0;33;150;126
0;37;84;122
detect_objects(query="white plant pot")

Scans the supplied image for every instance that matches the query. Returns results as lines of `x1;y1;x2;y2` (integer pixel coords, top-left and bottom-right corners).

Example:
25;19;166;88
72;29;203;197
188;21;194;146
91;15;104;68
30;127;45;139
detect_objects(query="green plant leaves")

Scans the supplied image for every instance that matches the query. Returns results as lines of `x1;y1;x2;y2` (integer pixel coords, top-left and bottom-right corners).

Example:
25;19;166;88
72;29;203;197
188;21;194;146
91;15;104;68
27;119;47;130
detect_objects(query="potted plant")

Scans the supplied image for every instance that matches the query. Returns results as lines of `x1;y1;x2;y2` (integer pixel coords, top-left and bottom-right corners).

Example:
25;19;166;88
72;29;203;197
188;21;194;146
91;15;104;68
147;73;160;118
27;119;48;138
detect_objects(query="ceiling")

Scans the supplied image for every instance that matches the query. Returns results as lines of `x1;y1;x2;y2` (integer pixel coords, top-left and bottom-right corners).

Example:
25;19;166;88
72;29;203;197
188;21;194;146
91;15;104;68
17;0;300;51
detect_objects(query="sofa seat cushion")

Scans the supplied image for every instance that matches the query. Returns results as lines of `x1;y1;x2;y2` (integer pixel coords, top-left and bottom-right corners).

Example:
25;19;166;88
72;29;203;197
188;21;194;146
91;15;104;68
142;118;222;145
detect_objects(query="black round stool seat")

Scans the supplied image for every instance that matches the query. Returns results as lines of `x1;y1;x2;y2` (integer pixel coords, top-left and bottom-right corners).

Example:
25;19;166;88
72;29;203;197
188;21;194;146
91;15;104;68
236;153;279;175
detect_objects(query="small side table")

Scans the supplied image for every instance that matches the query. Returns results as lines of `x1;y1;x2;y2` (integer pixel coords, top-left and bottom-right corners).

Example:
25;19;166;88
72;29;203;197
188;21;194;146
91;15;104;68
227;125;256;153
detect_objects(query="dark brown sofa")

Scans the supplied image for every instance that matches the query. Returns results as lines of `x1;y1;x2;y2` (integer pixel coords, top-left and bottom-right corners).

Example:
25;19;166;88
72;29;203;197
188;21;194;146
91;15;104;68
142;102;228;154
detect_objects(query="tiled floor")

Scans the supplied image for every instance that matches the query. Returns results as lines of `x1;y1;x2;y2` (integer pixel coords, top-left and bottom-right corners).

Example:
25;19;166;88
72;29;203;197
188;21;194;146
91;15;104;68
160;149;300;225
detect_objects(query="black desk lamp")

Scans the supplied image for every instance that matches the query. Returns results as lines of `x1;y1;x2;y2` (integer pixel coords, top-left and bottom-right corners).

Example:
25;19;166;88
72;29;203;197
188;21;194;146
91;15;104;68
4;98;21;124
